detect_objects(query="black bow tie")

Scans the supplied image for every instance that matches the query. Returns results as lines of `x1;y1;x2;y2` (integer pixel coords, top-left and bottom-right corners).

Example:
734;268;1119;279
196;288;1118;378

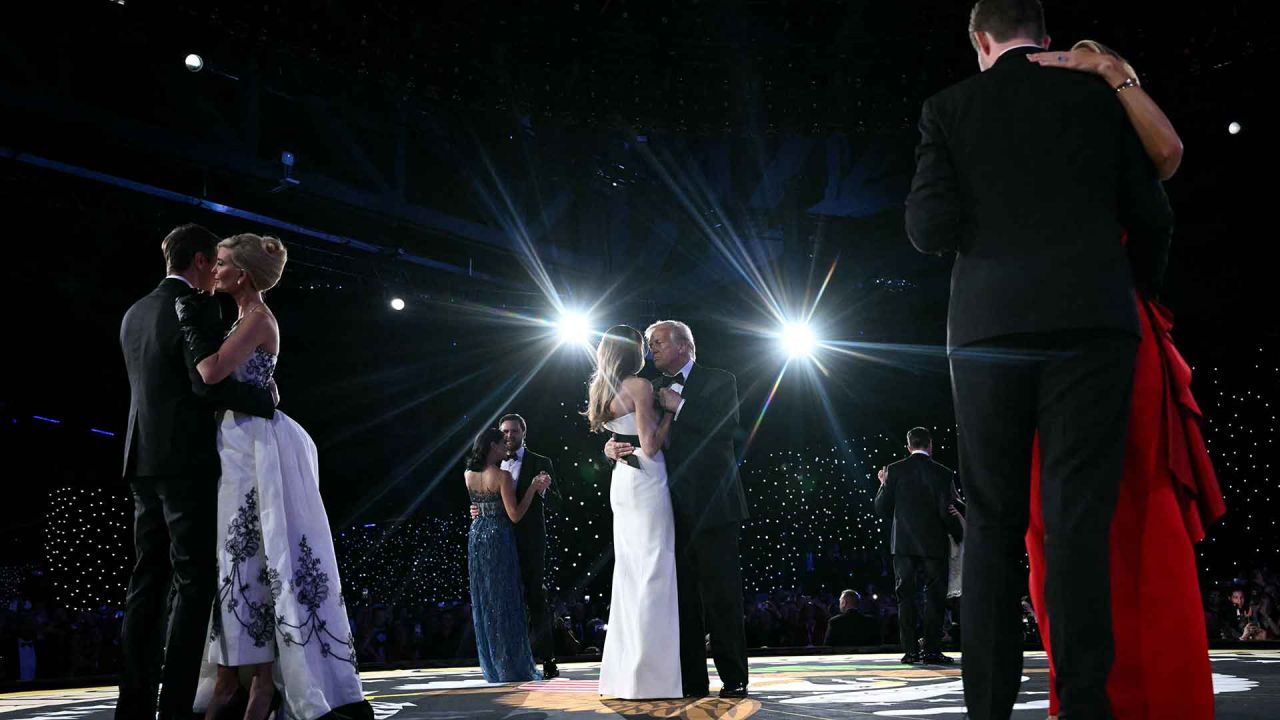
506;452;519;461
661;373;685;386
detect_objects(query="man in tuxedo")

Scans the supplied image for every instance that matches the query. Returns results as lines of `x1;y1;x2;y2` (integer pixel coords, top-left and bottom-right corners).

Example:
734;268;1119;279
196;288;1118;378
905;1;1173;716
117;224;277;720
874;428;963;665
823;590;881;648
497;413;560;679
606;320;750;698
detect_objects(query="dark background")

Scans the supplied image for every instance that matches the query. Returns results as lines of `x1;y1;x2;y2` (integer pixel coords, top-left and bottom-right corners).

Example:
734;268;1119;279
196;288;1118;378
0;1;1273;600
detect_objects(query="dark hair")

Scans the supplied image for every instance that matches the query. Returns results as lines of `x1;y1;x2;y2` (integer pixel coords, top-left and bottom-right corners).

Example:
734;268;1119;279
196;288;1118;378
162;223;220;274
499;413;527;432
969;0;1046;44
465;428;504;472
907;427;932;451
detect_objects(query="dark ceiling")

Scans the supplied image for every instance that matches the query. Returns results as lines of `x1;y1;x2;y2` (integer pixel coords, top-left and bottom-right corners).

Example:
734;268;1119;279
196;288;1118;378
1;0;1273;521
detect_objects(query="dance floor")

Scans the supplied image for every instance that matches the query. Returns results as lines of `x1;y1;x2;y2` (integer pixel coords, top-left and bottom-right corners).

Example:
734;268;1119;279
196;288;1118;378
3;650;1278;719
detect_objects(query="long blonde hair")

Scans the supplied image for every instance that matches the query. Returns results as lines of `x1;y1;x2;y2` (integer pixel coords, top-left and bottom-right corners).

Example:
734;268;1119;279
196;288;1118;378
1074;39;1140;85
582;325;645;433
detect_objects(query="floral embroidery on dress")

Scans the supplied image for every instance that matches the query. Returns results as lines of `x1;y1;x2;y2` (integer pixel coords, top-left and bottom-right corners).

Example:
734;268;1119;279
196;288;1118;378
274;535;359;666
212;488;276;647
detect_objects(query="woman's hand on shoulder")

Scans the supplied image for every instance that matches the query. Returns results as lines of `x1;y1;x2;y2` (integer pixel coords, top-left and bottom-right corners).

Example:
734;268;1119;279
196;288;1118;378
1026;49;1125;85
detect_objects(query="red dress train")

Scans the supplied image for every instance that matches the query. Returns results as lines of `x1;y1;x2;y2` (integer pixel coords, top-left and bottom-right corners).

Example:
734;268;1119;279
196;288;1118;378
1026;296;1226;718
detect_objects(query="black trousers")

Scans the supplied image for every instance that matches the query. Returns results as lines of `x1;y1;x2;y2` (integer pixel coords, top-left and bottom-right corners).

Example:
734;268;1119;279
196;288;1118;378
518;551;555;663
893;554;947;655
674;515;748;694
117;473;218;720
951;330;1136;720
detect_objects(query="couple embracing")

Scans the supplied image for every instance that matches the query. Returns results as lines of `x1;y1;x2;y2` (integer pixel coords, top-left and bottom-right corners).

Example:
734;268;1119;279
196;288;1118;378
585;321;749;700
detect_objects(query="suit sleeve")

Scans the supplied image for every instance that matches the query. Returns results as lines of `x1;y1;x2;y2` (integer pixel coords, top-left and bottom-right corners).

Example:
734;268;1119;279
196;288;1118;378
938;474;963;543
874;469;894;519
672;370;740;448
542;455;562;502
1117;111;1175;297
184;341;276;419
906;97;968;256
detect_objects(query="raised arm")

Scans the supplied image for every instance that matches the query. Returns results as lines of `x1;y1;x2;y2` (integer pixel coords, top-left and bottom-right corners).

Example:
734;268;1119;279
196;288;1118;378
499;470;543;523
625;377;673;456
1027;48;1183;180
176;294;275;418
1117;112;1175;297
873;466;894;518
195;311;274;385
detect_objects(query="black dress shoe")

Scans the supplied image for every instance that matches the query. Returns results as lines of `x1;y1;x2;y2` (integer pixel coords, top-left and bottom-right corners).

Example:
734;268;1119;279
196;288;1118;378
920;651;955;665
719;682;748;699
542;660;560;679
900;651;922;664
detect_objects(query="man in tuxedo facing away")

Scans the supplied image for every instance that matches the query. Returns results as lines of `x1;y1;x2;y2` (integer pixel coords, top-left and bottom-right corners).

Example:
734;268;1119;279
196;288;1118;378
905;1;1173;716
117;224;277;720
875;427;963;666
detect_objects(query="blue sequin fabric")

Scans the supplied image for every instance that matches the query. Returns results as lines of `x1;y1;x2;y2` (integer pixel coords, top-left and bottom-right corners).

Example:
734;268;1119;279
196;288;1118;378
468;489;541;683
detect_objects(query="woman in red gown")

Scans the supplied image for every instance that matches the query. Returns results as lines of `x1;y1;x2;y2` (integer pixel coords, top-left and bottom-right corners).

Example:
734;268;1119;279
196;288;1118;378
1022;42;1227;719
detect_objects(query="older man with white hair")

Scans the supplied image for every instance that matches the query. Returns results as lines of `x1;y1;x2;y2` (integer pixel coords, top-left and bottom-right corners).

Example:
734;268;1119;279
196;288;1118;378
606;320;750;698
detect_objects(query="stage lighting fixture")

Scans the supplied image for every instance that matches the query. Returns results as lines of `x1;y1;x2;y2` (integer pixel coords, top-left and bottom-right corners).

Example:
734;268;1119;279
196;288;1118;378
781;322;817;358
390;298;406;311
184;53;203;72
1229;122;1242;135
557;311;592;345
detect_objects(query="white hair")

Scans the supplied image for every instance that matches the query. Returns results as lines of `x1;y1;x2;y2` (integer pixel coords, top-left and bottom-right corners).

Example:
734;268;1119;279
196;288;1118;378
644;320;696;360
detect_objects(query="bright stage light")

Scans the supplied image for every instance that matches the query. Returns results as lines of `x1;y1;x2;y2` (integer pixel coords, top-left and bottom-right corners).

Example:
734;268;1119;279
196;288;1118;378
781;322;817;358
1229;122;1242;135
389;297;406;311
557;311;592;345
184;53;204;72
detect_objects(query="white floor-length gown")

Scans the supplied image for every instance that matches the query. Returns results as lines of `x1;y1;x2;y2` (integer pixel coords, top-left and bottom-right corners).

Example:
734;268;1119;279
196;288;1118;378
598;412;682;700
195;346;366;720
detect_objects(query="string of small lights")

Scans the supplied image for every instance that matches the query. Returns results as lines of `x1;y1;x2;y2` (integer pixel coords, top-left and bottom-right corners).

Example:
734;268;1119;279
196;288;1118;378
44;487;131;611
27;341;1270;610
1195;345;1277;585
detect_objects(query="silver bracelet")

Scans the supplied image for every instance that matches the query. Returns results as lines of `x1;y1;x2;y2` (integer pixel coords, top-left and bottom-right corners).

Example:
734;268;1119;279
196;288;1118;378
1115;77;1139;93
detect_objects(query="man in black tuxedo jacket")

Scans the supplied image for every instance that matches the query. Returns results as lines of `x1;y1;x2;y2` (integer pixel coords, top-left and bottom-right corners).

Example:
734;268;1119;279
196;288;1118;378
823;589;881;648
606;320;750;699
905;1;1173;717
117;224;276;720
874;428;963;665
498;413;561;679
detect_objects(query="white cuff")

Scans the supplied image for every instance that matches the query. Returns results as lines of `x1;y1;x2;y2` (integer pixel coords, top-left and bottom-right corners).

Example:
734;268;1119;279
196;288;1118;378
674;397;686;421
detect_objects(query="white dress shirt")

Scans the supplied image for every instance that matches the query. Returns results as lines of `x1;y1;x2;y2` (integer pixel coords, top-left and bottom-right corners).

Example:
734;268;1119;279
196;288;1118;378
501;446;525;485
165;274;195;289
996;43;1043;61
667;358;695;420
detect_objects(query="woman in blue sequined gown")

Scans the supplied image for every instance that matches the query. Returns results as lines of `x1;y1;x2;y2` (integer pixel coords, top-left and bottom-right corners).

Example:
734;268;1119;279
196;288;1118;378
464;428;549;683
177;234;369;720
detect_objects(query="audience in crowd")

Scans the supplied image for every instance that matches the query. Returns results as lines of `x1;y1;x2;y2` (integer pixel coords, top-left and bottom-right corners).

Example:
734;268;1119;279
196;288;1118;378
4;564;1277;683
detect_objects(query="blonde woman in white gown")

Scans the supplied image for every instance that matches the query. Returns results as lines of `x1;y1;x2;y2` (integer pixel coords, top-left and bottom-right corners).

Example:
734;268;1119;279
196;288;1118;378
177;234;367;720
583;325;682;700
